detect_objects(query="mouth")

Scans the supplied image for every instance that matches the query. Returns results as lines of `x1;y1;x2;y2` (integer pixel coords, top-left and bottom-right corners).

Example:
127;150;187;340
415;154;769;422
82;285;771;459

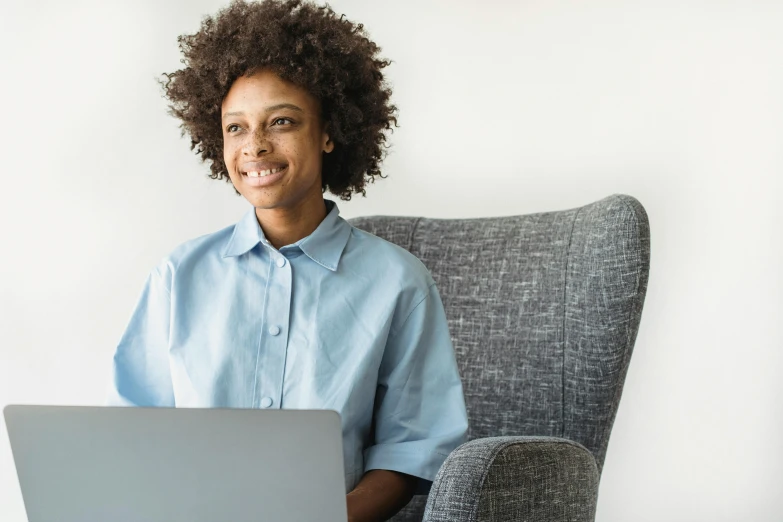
244;166;285;178
241;165;287;187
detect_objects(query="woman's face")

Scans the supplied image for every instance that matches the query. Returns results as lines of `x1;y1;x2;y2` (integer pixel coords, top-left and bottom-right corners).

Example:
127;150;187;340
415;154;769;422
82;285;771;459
221;69;333;211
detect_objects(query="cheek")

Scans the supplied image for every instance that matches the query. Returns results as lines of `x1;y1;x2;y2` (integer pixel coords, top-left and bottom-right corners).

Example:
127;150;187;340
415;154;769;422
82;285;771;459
289;136;322;165
225;143;246;176
223;144;235;168
275;139;301;164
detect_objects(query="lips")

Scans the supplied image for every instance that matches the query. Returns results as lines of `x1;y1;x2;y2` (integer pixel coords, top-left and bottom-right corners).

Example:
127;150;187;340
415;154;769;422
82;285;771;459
241;159;288;173
237;158;289;187
245;166;284;178
239;164;287;187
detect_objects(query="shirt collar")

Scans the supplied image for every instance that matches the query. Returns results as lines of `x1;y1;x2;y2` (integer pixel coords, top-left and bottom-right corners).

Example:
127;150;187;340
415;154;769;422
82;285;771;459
222;199;351;271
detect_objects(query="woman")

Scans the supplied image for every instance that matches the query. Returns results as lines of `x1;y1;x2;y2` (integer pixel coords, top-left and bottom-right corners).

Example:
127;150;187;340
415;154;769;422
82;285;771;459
109;1;468;520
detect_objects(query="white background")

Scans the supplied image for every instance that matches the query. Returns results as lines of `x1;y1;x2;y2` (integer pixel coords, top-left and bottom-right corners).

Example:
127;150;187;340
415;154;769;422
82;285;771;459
1;1;781;520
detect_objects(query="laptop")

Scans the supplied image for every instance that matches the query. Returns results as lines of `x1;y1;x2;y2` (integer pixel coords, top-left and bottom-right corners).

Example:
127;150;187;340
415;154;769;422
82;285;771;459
4;405;348;522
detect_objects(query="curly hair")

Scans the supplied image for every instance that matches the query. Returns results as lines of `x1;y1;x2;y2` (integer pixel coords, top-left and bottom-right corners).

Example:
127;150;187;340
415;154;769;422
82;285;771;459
158;0;398;200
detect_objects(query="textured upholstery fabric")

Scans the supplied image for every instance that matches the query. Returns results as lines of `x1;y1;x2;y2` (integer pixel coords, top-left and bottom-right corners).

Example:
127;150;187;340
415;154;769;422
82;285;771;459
423;437;598;522
348;194;650;522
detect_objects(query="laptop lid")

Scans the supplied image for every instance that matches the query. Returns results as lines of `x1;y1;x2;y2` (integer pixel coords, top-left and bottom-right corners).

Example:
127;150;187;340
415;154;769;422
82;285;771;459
4;405;347;522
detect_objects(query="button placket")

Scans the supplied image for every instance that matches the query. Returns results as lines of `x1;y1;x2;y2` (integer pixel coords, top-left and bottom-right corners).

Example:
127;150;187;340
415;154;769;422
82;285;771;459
256;250;292;409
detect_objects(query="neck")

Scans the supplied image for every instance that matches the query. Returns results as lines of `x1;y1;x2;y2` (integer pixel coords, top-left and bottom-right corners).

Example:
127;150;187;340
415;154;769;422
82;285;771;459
255;192;328;250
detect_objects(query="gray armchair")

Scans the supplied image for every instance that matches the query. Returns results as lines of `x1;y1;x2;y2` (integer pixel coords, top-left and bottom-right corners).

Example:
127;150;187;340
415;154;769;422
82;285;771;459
348;194;650;522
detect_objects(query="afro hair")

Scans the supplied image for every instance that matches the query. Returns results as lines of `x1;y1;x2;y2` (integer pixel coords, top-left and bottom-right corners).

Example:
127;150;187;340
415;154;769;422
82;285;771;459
158;0;398;200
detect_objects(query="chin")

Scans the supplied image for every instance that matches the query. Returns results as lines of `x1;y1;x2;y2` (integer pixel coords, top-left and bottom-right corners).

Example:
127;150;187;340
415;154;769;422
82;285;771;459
241;191;291;210
244;195;280;209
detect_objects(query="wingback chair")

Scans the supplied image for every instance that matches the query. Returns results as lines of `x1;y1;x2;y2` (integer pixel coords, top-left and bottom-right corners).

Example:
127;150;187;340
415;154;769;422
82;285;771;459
348;193;651;522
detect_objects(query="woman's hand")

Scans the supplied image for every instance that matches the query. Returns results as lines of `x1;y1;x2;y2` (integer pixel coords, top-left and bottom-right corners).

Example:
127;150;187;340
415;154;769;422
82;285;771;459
346;470;418;522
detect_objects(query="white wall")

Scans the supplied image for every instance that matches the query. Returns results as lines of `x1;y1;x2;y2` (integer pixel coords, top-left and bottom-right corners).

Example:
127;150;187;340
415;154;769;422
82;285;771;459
1;1;781;520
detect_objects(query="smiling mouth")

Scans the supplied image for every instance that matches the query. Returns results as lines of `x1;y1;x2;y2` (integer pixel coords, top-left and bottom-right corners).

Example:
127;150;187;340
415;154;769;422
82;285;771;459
244;166;286;178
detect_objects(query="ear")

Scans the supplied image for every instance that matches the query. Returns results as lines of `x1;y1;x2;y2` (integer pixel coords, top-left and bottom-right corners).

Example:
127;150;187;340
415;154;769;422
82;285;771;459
322;122;334;153
323;134;334;153
322;135;334;153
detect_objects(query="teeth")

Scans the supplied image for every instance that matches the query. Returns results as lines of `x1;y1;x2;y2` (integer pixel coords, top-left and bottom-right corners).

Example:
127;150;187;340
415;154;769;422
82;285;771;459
246;167;283;178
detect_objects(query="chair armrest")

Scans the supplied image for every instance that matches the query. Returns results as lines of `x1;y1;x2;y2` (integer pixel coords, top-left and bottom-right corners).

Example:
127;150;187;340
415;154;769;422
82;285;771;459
422;436;599;522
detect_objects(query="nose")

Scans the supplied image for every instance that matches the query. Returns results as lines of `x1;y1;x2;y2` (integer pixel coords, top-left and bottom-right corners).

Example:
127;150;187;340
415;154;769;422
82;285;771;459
242;127;271;155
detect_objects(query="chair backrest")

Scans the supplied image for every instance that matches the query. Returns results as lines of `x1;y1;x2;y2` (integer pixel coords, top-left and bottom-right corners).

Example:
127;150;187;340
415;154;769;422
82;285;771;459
348;194;650;477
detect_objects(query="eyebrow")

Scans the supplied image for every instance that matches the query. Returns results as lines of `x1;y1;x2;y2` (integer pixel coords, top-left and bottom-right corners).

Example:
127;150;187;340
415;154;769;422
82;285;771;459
222;103;304;120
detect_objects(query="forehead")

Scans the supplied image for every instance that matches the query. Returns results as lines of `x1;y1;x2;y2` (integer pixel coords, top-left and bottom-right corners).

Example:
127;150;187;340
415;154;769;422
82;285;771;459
221;70;319;117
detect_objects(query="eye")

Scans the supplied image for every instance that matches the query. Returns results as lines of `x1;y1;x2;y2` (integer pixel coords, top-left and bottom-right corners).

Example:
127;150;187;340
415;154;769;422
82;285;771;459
226;124;239;133
272;118;293;126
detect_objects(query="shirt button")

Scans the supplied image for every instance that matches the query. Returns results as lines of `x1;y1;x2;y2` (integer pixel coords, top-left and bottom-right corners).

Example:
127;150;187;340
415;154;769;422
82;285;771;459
260;397;273;408
276;257;286;268
268;325;281;336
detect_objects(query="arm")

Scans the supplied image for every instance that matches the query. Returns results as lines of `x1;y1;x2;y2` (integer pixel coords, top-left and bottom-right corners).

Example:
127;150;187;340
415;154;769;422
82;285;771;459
346;469;418;522
359;281;469;519
107;262;175;406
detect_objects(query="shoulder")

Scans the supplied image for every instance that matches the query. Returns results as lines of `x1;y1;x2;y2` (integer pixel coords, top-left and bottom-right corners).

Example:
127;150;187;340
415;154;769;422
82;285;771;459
341;222;436;297
153;222;236;277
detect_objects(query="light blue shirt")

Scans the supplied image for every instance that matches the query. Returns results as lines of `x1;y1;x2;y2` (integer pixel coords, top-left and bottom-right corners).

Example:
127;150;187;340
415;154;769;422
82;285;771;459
109;199;468;493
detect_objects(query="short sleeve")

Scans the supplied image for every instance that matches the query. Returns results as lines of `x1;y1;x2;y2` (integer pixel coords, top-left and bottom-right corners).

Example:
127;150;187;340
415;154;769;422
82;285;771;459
363;282;469;491
106;262;175;407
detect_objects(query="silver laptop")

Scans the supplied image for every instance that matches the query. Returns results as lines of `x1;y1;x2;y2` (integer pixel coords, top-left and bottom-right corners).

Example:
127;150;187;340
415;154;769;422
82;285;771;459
4;405;348;522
